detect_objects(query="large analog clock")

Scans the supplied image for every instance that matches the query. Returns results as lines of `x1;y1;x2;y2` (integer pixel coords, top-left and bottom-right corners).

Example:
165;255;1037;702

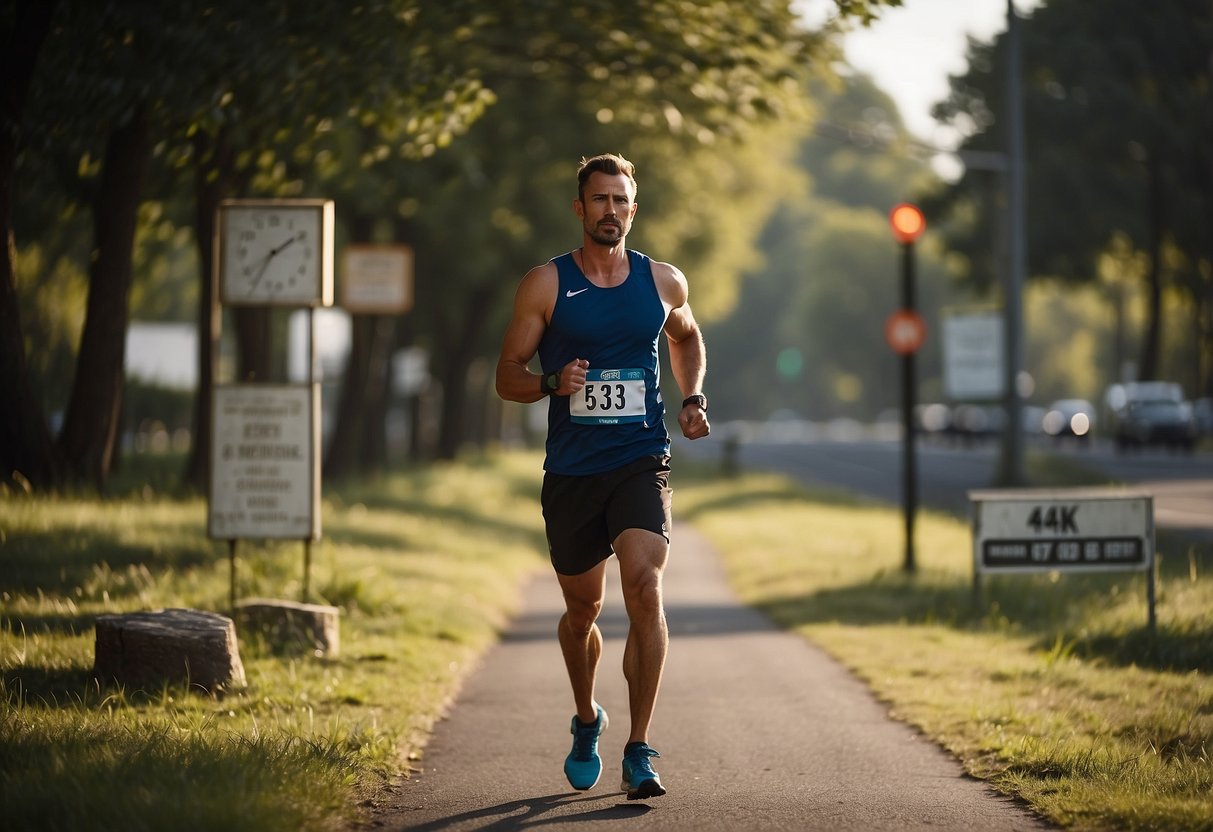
217;199;334;307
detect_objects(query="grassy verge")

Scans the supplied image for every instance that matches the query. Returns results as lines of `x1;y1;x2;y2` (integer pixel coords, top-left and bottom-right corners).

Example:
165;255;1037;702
675;465;1213;832
1;452;547;832
5;449;1211;830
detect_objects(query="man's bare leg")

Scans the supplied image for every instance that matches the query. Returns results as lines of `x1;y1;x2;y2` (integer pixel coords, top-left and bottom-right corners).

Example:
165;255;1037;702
614;528;669;745
556;561;607;724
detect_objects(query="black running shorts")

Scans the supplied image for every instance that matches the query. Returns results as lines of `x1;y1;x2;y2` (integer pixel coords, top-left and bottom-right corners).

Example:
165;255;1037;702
541;454;673;576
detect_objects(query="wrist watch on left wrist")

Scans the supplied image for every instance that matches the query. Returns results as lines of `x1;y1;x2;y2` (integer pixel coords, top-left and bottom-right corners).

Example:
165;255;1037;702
682;393;707;412
540;371;561;395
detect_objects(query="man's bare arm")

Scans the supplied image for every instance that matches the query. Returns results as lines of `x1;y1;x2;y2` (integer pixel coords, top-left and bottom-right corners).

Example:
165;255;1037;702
495;264;589;402
657;263;710;440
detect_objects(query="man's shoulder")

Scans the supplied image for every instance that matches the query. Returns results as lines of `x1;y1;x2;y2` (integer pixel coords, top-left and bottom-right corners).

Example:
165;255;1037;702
516;260;561;311
644;257;688;304
628;250;681;279
648;259;683;280
522;258;560;284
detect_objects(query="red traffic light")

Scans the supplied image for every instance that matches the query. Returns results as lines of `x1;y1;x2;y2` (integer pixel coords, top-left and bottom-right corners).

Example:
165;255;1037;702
890;203;926;244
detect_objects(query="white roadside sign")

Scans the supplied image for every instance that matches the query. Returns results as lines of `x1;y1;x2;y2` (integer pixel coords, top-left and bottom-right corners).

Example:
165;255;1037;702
970;489;1153;574
209;384;320;540
341;244;413;314
943;311;1004;400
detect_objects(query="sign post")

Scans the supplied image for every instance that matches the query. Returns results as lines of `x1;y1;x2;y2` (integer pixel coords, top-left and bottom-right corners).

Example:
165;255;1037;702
209;199;334;606
888;202;926;573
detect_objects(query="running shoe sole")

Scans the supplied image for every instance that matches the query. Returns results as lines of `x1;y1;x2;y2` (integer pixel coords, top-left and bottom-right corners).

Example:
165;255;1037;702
624;778;667;800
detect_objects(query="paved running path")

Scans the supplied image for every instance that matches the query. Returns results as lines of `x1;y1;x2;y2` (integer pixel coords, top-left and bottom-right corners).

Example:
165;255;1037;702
361;525;1052;831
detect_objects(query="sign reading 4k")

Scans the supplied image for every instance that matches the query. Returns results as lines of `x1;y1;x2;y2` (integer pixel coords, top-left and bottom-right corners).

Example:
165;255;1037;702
1025;504;1079;534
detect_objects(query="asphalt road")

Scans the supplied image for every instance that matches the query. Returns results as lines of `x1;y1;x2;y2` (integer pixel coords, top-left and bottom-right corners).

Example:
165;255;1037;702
677;431;1213;543
358;526;1052;832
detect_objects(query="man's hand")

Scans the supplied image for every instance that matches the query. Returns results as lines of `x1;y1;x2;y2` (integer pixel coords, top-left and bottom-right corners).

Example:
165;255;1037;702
678;402;710;440
554;358;590;395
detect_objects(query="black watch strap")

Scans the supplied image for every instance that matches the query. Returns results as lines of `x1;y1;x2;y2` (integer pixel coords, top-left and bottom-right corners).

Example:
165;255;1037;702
540;371;561;395
682;394;707;412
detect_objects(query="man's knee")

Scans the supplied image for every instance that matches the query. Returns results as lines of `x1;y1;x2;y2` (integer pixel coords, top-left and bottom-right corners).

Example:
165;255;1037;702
562;595;603;634
622;574;664;622
618;553;666;623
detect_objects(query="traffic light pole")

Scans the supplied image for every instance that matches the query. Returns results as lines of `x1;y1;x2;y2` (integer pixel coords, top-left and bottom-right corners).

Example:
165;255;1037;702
900;241;918;573
888;202;925;574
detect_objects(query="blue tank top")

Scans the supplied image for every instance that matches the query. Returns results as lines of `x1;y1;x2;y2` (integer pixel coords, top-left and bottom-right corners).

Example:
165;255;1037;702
538;250;671;475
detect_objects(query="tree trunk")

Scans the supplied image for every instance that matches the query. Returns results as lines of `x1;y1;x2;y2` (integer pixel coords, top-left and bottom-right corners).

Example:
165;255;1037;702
434;284;497;460
0;0;60;490
326;314;397;477
1138;151;1164;381
356;315;395;473
357;315;395;472
325;215;372;479
183;127;247;491
325;314;374;479
56;102;151;489
233;306;273;382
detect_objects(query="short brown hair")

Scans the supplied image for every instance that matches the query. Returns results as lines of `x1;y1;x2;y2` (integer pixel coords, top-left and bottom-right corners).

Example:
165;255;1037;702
576;153;637;203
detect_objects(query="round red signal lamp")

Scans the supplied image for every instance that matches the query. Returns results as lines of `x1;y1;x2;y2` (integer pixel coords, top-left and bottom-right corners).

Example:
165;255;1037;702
884;309;926;355
890;203;926;244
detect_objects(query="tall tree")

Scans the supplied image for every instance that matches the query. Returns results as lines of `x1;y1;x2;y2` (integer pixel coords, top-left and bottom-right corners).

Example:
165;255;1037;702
0;0;60;489
9;1;488;489
55;103;151;486
929;0;1213;385
318;0;831;460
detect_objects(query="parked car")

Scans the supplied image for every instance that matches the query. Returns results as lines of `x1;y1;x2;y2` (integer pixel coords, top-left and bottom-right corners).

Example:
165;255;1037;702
1114;399;1197;452
1194;398;1213;437
1105;381;1183;412
1106;383;1188;448
1042;398;1095;440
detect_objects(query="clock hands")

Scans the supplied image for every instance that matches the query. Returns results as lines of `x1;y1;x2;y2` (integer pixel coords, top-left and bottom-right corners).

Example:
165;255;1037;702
245;233;303;297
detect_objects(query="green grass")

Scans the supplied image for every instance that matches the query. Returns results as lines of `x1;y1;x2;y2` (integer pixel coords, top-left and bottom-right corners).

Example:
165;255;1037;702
4;449;1212;830
676;467;1213;832
1;451;548;832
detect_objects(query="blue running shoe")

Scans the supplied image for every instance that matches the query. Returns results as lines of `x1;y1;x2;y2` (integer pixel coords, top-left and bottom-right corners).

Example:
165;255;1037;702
564;706;608;790
620;741;666;800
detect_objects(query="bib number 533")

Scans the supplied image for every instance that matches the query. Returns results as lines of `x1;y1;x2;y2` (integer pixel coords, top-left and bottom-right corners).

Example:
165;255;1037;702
570;368;647;425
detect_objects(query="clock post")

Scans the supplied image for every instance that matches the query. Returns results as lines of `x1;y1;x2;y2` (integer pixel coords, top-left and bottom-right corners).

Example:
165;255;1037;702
208;199;335;610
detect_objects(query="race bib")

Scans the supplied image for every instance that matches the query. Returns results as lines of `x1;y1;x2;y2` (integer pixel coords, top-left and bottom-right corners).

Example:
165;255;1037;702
570;368;647;425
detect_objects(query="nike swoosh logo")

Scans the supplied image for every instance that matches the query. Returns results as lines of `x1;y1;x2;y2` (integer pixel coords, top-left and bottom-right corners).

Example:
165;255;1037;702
566;288;590;297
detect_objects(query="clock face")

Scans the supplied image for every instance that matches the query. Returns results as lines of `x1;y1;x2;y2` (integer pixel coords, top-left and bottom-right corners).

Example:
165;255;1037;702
218;201;333;306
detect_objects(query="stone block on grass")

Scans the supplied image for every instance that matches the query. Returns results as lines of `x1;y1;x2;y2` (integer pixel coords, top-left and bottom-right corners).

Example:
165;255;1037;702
234;598;340;657
93;608;246;694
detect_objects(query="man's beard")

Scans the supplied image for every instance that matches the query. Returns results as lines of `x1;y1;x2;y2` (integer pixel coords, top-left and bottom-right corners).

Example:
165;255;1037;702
587;221;624;246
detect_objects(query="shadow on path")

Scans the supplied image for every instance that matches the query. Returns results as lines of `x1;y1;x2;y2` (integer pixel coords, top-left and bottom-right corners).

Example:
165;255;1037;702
403;791;652;831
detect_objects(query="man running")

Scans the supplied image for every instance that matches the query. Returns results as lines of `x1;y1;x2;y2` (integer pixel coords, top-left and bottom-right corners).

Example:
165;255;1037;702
495;152;710;800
